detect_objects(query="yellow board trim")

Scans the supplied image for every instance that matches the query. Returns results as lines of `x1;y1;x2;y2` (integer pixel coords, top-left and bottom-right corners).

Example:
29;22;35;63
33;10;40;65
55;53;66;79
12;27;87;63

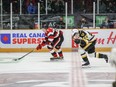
0;47;111;52
0;48;72;52
95;47;111;52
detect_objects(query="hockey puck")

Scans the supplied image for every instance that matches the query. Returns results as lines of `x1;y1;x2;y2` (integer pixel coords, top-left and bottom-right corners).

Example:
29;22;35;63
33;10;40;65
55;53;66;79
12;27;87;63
13;59;18;61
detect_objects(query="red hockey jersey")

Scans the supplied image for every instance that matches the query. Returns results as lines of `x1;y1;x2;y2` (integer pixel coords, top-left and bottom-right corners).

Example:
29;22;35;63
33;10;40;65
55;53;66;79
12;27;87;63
41;28;63;46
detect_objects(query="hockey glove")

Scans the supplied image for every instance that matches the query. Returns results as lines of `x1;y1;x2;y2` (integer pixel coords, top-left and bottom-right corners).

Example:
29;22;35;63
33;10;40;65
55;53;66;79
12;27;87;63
36;44;42;50
74;39;81;44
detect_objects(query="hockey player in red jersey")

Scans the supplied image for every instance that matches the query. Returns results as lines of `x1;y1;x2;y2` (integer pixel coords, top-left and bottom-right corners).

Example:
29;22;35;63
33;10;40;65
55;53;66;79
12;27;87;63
72;29;108;67
36;24;64;61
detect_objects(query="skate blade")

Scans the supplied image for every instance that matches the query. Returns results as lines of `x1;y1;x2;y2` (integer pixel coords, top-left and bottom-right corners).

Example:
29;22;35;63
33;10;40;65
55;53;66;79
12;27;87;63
50;59;64;62
82;65;91;68
0;58;17;63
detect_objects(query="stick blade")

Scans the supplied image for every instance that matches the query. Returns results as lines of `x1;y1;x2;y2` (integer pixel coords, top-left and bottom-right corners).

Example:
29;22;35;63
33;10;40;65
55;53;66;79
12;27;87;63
0;57;20;63
0;58;16;63
13;58;21;61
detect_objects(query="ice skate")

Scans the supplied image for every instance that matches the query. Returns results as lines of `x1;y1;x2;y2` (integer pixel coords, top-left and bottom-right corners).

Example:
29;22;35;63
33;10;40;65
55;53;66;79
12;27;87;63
104;55;108;63
50;57;64;61
82;62;91;68
59;56;64;60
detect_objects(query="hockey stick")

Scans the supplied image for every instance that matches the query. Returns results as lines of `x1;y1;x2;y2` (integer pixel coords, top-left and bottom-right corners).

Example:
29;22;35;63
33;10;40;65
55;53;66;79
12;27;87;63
13;49;35;61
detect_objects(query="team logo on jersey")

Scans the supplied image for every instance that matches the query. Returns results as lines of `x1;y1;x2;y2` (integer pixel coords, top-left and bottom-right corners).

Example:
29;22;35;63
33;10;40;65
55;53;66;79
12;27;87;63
0;34;11;44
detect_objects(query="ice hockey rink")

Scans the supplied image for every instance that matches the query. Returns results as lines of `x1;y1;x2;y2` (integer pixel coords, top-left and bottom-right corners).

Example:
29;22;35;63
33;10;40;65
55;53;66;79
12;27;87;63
0;52;115;87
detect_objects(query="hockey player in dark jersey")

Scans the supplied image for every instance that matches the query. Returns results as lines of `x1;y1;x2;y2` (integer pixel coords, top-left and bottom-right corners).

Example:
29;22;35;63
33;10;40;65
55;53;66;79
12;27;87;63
72;29;108;67
36;24;64;61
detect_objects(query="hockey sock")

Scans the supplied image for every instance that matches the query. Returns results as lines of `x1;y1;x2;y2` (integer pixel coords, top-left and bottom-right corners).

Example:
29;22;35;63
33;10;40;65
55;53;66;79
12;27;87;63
50;50;58;58
57;49;63;58
95;52;107;58
81;52;90;63
95;52;108;63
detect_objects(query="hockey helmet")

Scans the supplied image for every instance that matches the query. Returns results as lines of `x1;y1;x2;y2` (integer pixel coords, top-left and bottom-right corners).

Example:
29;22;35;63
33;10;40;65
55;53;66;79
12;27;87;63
72;29;79;35
72;29;80;39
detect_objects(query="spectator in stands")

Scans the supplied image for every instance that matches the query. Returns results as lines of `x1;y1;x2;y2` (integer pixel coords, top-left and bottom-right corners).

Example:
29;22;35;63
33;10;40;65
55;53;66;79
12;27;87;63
51;0;57;13
27;2;36;14
40;2;45;14
57;17;65;29
106;2;115;13
3;0;10;14
112;1;116;12
58;0;64;13
12;0;19;14
101;17;110;28
78;18;88;28
99;0;106;13
101;17;114;28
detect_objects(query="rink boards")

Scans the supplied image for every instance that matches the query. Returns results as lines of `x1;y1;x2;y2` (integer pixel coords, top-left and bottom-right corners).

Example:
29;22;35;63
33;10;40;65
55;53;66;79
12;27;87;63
0;29;116;52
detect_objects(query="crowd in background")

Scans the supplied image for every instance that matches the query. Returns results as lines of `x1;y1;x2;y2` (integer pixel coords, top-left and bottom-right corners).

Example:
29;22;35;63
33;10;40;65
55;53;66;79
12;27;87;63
99;0;116;13
78;16;116;29
2;0;65;14
2;0;116;14
1;0;116;29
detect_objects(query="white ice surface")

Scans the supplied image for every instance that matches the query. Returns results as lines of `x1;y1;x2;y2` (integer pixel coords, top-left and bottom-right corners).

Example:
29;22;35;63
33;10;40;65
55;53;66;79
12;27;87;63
0;52;115;87
0;52;72;73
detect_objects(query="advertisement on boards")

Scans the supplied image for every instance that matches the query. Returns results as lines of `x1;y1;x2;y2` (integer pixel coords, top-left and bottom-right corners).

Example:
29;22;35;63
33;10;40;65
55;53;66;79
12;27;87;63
0;30;72;48
0;30;44;48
